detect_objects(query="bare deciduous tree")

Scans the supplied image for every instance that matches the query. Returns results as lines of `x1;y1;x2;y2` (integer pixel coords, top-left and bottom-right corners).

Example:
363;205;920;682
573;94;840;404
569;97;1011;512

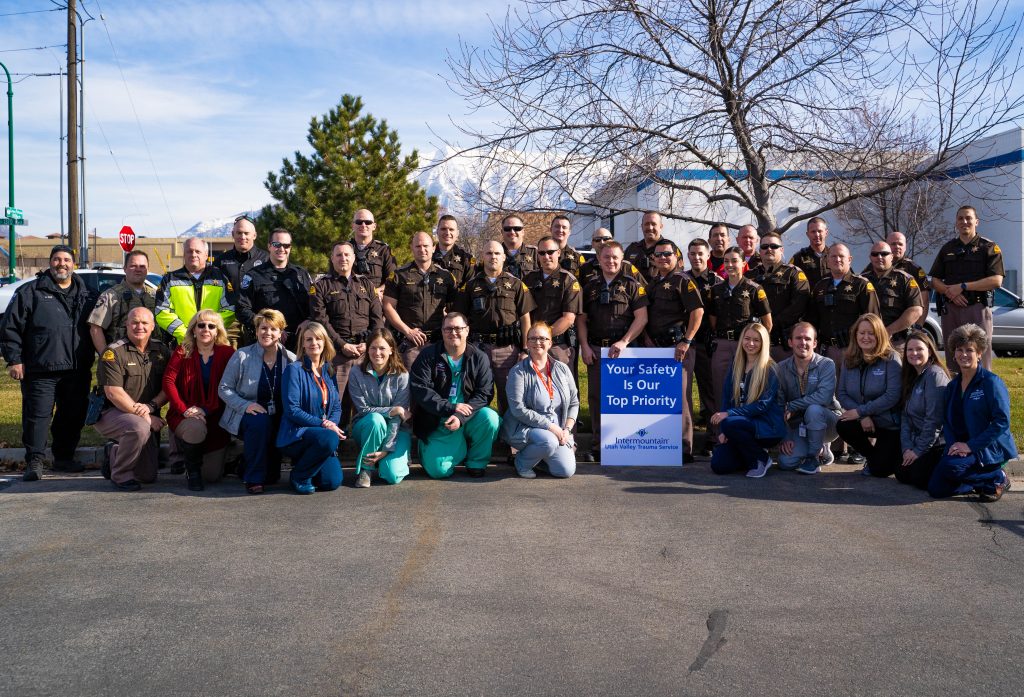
445;0;1024;235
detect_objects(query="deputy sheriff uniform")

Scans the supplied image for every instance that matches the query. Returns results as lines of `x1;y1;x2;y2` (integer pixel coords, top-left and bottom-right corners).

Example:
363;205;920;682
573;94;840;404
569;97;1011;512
433;244;475;288
689;267;724;428
578;257;641;288
579;272;649;458
894;256;931;324
310;271;384;418
930;234;1004;370
624;238;683;283
559;244;587;279
349;238;397;293
458;272;536;413
806;272;880;368
236;262;313;351
645;270;704;457
500;244;538;279
95;338;171;486
524;267;583;374
383;262;459;367
748;262;811;362
863;267;923;353
88;281;160;346
790;246;830;289
708;277;772;423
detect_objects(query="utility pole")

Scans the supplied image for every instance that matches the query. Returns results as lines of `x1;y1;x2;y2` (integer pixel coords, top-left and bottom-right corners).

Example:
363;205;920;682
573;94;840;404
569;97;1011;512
67;0;80;259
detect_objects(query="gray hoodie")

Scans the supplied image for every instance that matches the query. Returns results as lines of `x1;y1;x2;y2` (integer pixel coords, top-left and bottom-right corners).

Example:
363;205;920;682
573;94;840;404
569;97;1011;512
900;363;950;455
776;352;841;416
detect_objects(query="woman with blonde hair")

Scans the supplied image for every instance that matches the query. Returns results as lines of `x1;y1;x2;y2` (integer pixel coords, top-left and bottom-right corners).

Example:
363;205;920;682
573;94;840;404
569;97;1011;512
163;310;235;491
709;322;785;478
836;313;902;477
276;321;346;494
347;329;412;488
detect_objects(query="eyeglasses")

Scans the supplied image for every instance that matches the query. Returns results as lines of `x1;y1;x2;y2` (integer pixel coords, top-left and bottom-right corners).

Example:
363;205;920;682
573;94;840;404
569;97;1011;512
502;226;524;232
870;251;892;257
537;249;559;256
195;322;217;331
354;219;375;226
760;243;783;250
592;236;613;243
271;241;291;249
527;336;551;342
652;251;675;258
443;326;468;334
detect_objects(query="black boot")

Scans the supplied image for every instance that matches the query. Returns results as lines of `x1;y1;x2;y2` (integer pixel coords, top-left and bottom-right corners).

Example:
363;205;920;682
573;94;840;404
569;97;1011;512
182;442;205;492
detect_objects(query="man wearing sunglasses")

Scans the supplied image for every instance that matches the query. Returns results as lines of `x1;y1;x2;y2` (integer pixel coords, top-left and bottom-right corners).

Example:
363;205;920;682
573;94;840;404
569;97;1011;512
524;236;582;375
748;232;811;362
494;213;538;279
235;228;313;351
212;215;268;307
644;239;704;462
862;241;923;353
624;211;682;283
348;209;396;299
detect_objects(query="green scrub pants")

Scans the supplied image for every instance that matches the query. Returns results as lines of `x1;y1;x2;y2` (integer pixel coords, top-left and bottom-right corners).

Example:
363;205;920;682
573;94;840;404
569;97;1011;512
420;407;500;478
350;413;411;485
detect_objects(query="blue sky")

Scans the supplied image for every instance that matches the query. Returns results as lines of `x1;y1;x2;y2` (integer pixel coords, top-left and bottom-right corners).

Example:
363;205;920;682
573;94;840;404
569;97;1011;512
0;0;511;238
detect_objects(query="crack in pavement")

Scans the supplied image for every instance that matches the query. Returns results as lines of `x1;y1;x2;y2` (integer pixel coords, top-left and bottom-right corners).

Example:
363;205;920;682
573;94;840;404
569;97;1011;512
689;609;728;673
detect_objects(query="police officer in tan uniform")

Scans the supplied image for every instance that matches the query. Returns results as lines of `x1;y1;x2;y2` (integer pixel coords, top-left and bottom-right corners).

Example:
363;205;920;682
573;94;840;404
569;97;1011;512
790;217;831;288
644;239;704;462
624;211;682;284
687;238;724;438
524;236;582;374
886;231;931;324
708;246;773;425
549;214;586;279
862;241;923;353
88;250;159;351
748;232;810;362
383;232;459;368
310;241;384;416
434;215;475;288
459;240;536;413
496;214;538;279
578;228;641;287
929;205;1004;371
349;208;397;298
94;307;170;491
577;241;649;462
806;243;880;365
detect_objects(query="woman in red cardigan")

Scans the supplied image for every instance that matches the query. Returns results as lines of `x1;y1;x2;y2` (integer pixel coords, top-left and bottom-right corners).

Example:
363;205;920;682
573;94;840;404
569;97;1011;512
163;310;235;491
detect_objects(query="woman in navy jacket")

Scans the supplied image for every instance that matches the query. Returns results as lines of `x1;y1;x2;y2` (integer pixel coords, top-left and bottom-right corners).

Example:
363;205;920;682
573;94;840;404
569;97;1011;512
276;322;346;494
710;323;785;478
928;324;1017;501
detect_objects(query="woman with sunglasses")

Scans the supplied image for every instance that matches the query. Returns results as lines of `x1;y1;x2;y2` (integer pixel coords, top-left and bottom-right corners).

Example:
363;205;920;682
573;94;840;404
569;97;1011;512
836;313;902;478
501;322;579;478
163;310;235;491
710;322;785;477
347;329;412;487
896;330;950;489
277;321;346;494
218;309;295;494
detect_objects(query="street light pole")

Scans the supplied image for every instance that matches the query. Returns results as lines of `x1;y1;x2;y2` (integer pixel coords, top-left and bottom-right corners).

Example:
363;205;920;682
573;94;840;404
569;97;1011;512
1;60;15;282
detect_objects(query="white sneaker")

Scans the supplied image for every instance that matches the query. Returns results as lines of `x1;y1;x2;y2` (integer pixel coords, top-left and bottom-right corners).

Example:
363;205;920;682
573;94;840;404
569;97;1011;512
355;471;372;488
819;445;835;467
517;467;537;479
746;457;773;478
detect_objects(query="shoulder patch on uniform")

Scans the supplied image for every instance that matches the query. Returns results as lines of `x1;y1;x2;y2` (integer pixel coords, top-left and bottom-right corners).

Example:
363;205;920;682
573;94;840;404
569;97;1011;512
226;281;234;292
637;285;647;296
686;280;697;293
572;281;581;291
521;282;529;292
756;288;767;300
797;271;807;282
917;269;926;279
101;349;116;362
866;282;876;292
909;279;919;289
308;286;316;295
578;254;585;264
240;275;252;289
993;244;1001;254
630;264;639;274
788;256;796;264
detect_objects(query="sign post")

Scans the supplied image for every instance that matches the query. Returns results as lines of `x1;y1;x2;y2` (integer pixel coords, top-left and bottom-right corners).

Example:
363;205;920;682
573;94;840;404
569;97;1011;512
118;225;136;252
599;347;684;466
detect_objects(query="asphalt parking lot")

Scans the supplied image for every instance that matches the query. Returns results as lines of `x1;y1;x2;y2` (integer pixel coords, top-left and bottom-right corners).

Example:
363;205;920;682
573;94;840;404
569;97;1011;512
1;462;1021;697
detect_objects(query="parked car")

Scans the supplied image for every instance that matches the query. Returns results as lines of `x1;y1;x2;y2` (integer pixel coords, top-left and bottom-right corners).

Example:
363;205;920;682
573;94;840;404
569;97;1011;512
0;269;159;320
927;286;1024;357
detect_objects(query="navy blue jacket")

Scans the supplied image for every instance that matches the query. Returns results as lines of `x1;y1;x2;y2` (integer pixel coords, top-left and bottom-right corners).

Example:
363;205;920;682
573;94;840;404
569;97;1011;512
409;342;494;442
943;367;1017;466
721;364;787;440
277;357;342;448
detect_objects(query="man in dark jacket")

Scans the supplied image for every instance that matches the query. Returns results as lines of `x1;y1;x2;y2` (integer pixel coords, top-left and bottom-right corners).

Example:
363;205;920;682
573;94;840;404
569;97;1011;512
410;312;499;479
1;245;97;480
236;228;312;350
212;215;269;305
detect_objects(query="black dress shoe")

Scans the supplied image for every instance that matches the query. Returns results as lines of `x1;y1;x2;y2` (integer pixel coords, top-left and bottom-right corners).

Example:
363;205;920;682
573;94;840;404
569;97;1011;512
466;466;486;478
186;470;205;491
684;453;695;464
111;479;142;492
52;459;85;473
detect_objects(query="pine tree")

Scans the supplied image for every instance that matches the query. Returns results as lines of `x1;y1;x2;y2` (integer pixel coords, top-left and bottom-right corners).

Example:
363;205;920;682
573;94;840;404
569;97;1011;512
260;94;437;272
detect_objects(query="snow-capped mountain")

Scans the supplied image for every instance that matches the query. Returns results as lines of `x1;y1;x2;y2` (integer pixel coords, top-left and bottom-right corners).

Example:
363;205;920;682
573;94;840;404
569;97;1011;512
179;211;261;239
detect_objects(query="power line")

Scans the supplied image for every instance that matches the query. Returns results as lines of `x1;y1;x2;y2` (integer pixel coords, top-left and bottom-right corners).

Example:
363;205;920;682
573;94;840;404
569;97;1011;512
83;89;147;228
0;8;62;17
0;44;68;54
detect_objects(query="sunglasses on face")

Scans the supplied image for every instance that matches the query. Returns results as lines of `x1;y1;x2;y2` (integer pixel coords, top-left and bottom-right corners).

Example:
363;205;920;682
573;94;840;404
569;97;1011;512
537;249;559;257
195;323;217;331
870;251;892;257
502;226;524;232
354;220;375;226
592;236;613;243
760;243;783;250
652;251;675;258
271;241;291;249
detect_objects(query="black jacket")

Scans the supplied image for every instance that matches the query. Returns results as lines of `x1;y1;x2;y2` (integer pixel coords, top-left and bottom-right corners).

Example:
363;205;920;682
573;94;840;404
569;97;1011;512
1;270;96;373
212;247;269;304
236;263;313;334
409;342;494;441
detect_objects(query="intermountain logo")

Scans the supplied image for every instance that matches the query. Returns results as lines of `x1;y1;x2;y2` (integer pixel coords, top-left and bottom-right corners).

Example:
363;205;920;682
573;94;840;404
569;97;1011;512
635;429;648;438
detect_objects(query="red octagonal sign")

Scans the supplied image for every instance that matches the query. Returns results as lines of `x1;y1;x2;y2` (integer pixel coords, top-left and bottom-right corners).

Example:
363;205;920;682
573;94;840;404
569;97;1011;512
118;225;136;253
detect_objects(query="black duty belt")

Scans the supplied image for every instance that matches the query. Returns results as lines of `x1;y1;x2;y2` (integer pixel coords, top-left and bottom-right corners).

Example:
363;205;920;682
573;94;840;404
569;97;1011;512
551;332;570;346
590;337;620;348
472;333;517;348
890;330;909;342
821;335;848;348
715;329;742;341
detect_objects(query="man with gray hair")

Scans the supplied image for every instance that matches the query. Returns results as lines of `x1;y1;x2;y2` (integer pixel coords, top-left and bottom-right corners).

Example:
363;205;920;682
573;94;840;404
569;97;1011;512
155;237;235;344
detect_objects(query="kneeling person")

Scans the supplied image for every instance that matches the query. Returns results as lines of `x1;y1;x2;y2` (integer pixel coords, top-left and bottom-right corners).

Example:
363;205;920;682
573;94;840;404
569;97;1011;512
410;313;500;479
776;322;841;474
95;307;170;491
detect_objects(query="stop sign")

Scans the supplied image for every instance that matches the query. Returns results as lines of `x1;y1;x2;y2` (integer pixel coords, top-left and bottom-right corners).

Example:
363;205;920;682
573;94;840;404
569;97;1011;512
118;225;136;253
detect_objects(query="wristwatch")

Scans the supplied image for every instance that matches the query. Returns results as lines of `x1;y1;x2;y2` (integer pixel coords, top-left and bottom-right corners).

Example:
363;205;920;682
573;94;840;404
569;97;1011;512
680;337;693;345
960;282;968;291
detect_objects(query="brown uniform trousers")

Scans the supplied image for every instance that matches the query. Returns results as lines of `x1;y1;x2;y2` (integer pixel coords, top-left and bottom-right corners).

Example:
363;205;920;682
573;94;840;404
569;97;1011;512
480;343;521;414
95;411;160;485
943;303;994;370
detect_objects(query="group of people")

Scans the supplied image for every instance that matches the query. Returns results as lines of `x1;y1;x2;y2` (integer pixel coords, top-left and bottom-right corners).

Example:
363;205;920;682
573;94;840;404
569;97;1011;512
0;204;1015;501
